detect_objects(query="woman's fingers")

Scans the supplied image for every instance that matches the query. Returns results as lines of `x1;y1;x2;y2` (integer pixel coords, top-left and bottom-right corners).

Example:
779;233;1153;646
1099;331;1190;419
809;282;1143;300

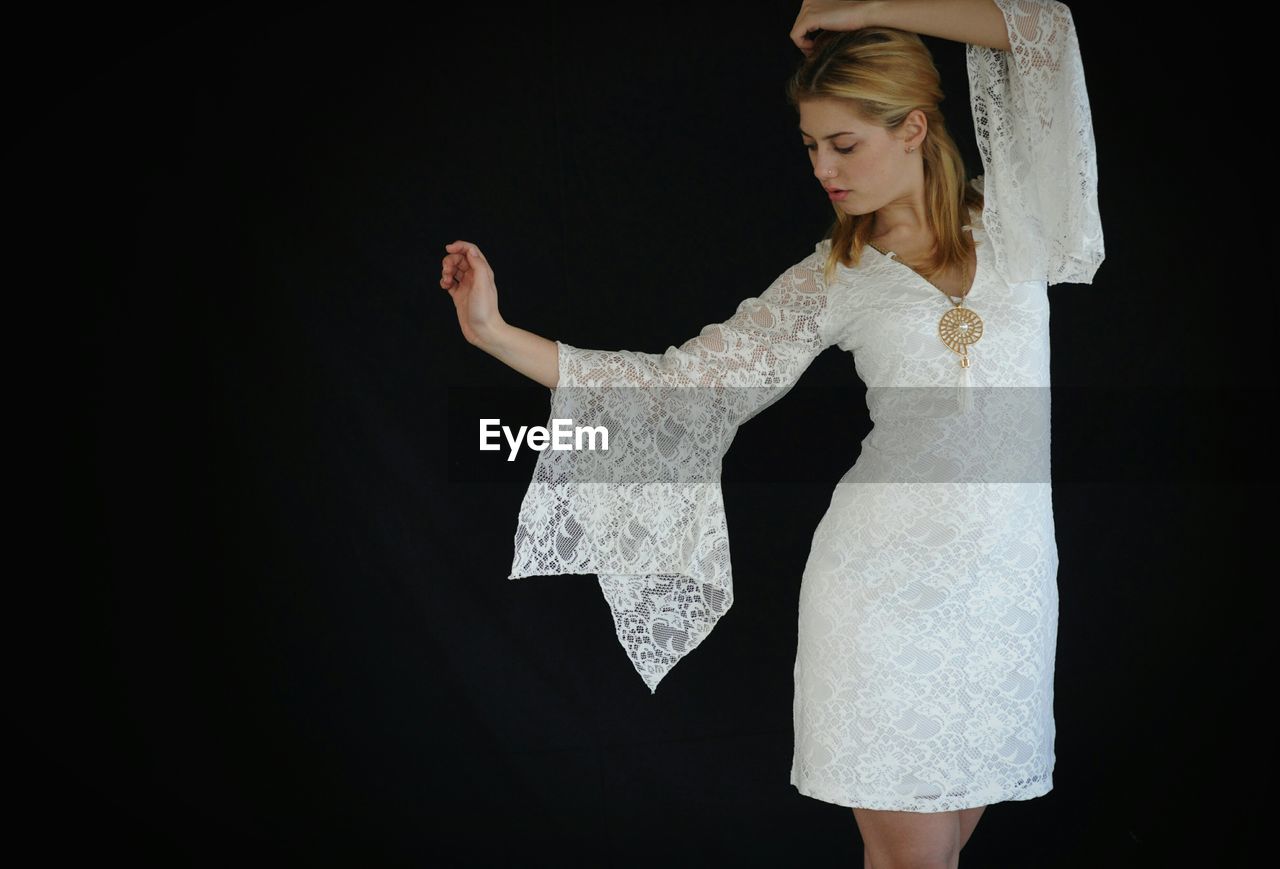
793;25;824;54
442;241;483;290
790;0;871;52
445;243;476;286
444;243;478;270
450;241;485;263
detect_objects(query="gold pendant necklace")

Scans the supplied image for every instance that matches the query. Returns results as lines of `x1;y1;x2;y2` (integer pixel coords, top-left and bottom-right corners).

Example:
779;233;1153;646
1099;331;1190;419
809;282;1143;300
870;239;984;411
869;242;983;362
938;301;983;367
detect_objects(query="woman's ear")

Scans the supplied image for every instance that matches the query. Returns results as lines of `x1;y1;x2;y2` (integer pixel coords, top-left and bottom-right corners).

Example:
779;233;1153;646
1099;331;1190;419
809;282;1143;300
902;108;929;151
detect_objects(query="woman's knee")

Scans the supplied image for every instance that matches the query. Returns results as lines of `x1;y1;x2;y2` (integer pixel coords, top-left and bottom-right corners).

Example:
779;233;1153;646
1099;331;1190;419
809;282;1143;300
864;847;957;869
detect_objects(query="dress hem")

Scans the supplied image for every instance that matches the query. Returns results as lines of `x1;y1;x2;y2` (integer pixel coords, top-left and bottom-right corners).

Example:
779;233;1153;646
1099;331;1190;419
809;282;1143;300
789;774;1053;813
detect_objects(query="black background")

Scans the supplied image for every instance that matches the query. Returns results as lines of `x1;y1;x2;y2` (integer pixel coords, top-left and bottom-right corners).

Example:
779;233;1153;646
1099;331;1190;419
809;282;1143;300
17;2;1270;866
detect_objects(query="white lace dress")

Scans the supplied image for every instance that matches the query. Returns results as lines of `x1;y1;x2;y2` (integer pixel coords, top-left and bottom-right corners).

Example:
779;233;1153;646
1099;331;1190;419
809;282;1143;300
508;0;1104;812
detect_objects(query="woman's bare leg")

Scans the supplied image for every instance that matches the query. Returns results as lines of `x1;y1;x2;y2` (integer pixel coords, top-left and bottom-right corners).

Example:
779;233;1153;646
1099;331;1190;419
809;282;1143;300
855;803;993;865
957;806;987;850
853;807;961;869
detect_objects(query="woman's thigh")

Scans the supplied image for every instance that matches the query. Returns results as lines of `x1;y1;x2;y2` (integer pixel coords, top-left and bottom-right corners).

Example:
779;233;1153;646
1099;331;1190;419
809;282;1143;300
852;807;961;866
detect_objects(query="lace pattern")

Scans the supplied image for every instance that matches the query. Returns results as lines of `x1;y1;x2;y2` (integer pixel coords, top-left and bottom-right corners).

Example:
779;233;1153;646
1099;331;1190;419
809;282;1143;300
509;248;836;693
790;195;1060;812
967;0;1104;285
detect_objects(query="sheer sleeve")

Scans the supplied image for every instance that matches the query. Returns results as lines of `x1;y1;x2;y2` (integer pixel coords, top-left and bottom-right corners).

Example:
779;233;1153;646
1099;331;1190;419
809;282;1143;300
508;243;839;694
966;0;1105;285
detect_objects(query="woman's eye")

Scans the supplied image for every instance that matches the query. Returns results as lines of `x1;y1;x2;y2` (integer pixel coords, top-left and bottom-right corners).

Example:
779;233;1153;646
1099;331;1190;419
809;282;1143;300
804;144;855;154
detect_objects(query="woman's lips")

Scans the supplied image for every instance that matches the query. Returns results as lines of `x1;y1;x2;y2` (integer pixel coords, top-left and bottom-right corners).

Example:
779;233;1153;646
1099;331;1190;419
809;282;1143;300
828;189;848;201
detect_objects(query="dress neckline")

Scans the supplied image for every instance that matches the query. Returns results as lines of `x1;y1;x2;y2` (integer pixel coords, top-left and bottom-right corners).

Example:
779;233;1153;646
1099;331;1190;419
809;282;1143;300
868;204;985;303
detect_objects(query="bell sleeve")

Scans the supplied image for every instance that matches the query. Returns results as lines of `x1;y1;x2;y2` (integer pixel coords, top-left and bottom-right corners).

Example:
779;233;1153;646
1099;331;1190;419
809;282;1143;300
508;242;839;694
966;0;1105;285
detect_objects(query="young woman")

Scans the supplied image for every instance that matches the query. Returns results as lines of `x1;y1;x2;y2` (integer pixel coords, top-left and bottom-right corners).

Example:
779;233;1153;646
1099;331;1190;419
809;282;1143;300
442;2;1103;866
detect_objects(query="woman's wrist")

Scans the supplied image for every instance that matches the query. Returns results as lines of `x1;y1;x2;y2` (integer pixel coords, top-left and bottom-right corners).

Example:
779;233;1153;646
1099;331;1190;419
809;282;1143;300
473;317;512;352
859;0;888;29
474;319;559;390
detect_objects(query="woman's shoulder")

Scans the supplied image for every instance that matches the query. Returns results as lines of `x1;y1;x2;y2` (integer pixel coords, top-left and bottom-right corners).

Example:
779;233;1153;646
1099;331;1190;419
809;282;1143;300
810;238;853;274
809;237;871;286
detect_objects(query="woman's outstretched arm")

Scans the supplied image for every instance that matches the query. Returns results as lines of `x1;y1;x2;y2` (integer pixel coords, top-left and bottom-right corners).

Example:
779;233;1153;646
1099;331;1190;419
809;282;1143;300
475;321;559;391
865;0;1013;50
441;239;558;389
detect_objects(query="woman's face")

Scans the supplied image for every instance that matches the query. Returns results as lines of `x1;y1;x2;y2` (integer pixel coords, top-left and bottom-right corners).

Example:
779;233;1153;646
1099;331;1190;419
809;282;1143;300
798;98;920;214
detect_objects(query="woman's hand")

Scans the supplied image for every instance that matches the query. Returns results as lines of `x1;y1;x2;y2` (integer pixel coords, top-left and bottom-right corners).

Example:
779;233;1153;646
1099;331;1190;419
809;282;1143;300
791;0;880;57
441;240;504;347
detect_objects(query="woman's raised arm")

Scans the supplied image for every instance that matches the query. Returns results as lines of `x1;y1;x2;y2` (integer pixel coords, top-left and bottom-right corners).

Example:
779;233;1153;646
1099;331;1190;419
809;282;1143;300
963;0;1105;285
863;0;1012;51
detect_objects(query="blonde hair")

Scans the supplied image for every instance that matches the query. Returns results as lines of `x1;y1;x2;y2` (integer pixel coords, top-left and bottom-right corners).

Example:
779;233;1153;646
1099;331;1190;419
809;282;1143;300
786;27;984;287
